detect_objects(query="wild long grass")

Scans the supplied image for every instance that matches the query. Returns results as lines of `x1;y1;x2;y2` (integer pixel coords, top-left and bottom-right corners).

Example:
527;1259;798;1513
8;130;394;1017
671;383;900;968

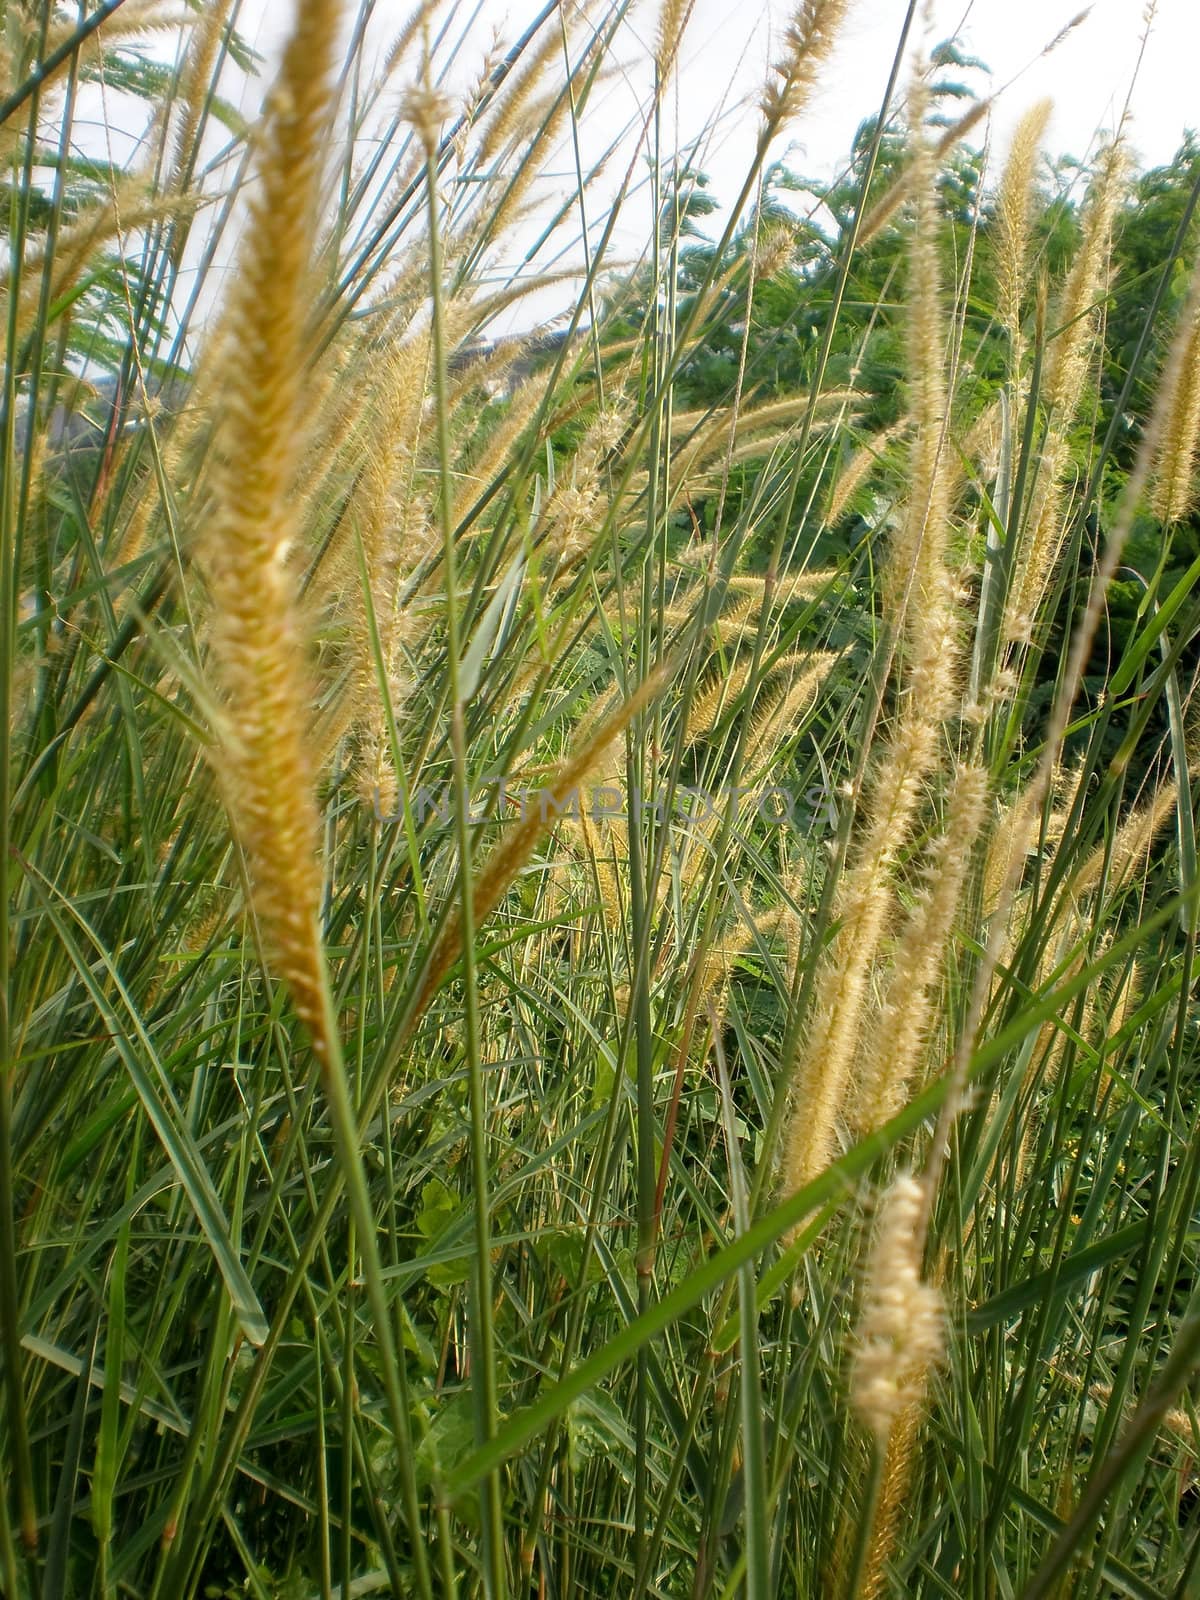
3;2;1200;1597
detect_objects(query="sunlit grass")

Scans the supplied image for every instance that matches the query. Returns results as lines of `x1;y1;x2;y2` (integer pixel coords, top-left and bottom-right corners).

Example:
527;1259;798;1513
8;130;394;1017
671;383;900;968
2;4;1199;1597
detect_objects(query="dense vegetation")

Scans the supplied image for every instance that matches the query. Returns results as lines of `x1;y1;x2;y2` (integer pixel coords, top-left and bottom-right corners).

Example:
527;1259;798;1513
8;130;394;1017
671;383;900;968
3;2;1200;1597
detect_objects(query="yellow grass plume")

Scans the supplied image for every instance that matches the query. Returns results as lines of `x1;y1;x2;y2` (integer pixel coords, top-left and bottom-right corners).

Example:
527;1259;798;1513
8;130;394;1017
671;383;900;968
994;100;1053;358
825;419;909;526
741;652;838;772
1069;778;1179;900
851;1174;944;1442
170;0;234;189
760;0;851;134
779;108;964;1198
1006;142;1126;640
1150;259;1200;524
200;0;344;1059
414;664;671;1020
853;763;990;1131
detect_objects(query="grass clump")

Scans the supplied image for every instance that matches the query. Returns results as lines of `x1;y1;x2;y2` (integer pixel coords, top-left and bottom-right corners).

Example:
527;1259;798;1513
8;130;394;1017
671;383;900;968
2;3;1200;1597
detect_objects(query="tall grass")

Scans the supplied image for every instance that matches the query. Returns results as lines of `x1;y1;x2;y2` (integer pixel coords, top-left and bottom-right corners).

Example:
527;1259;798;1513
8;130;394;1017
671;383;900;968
3;3;1199;1596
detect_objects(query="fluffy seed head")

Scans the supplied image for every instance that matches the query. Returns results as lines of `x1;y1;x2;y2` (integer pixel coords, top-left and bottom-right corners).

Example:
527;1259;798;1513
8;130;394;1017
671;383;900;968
1150;260;1200;523
760;0;850;131
851;1175;945;1441
656;0;695;80
402;82;453;155
201;0;344;1054
854;764;990;1130
995;100;1052;353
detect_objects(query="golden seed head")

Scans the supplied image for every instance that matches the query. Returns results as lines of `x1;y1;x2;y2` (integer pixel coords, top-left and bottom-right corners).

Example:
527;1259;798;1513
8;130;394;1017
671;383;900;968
587;403;632;457
200;0;344;1053
995;100;1052;349
851;1175;945;1441
1150;262;1200;523
760;0;850;131
401;82;453;154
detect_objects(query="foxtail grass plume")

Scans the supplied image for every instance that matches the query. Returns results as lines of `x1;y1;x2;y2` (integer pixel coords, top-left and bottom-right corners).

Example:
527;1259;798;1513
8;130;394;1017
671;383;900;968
754;220;798;280
888;90;955;648
1150;258;1200;524
577;809;624;930
995;99;1053;360
1006;141;1126;639
1100;959;1142;1095
825;419;909;526
1044;139;1127;419
742;652;837;772
538;401;633;568
760;0;850;134
851;1173;945;1442
656;0;695;81
778;99;964;1201
688;660;755;744
414;663;672;1020
379;3;435;85
4;179;179;346
1069;777;1179;899
854;1402;924;1600
170;0;233;191
778;679;941;1193
1106;958;1142;1042
477;13;563;164
201;0;343;1059
856;99;990;249
853;763;990;1131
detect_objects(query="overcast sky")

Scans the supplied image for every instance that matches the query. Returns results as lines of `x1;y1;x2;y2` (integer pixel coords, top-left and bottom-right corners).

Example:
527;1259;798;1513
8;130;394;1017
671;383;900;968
652;0;1197;180
229;0;1199;186
234;0;1198;251
151;0;1199;338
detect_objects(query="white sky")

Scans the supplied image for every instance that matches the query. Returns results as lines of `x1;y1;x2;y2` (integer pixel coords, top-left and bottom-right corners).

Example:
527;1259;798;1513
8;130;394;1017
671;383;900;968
654;0;1198;185
230;0;1200;197
232;0;1200;281
78;0;1200;342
